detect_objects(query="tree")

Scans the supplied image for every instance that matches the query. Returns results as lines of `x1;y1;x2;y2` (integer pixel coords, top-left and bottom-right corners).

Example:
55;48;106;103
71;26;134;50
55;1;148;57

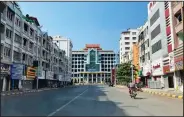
116;62;138;84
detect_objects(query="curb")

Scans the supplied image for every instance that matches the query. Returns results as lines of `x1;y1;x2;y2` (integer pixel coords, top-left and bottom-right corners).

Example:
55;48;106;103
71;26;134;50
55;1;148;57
143;90;183;99
1;86;74;96
1;90;39;96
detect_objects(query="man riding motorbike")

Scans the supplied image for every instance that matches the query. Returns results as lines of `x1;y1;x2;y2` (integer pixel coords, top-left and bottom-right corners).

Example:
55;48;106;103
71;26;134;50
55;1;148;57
128;82;138;95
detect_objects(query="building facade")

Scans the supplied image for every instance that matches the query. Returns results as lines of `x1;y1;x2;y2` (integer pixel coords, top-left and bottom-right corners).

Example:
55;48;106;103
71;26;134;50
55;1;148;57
138;21;151;87
119;28;140;63
53;35;73;83
171;2;183;92
148;2;169;88
0;2;69;91
72;44;116;84
132;43;140;82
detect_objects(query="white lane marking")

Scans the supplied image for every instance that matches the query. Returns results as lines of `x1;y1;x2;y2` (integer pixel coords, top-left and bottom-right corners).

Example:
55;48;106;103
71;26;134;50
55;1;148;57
47;88;88;117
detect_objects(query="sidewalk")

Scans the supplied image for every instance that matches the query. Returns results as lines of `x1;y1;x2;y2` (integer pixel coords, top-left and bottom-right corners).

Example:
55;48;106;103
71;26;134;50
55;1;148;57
142;88;183;99
1;87;58;96
115;85;183;99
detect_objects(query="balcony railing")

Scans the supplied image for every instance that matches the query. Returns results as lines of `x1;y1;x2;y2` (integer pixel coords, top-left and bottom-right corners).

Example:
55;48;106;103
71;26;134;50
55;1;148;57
172;2;183;14
175;21;183;34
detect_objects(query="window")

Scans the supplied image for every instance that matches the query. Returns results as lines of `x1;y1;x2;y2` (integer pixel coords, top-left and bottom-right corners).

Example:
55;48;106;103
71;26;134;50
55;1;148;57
152;40;162;54
132;37;136;40
30;28;34;37
150;9;160;26
23;38;27;46
14;33;22;44
133;42;136;44
1;44;3;57
175;11;182;25
151;24;160;40
14;51;21;61
132;32;136;35
125;42;130;45
148;52;150;60
6;28;12;39
147;40;149;47
15;17;21;27
4;47;11;57
125;47;130;50
124;32;130;35
24;23;28;32
125;37;129;40
7;10;14;21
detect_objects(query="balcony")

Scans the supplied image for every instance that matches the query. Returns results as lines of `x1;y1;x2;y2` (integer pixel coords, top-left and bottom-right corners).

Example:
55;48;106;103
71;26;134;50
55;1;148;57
175;21;183;33
172;2;183;14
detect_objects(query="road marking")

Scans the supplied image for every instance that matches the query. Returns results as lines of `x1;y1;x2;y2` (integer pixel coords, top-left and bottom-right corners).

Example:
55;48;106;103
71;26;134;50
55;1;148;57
47;88;88;117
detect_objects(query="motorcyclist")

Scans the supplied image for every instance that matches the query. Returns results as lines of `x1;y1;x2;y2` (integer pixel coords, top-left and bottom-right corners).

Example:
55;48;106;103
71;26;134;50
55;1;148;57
128;81;138;95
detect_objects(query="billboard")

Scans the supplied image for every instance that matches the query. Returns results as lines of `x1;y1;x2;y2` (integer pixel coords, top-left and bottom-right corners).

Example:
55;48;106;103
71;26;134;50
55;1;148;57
26;66;36;79
11;63;24;80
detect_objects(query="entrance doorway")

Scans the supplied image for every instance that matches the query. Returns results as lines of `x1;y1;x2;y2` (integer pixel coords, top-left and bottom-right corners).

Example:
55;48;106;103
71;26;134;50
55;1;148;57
168;76;174;88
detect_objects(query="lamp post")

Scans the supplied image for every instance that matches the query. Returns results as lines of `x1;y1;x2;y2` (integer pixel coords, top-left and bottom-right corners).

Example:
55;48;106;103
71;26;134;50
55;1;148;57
131;64;134;83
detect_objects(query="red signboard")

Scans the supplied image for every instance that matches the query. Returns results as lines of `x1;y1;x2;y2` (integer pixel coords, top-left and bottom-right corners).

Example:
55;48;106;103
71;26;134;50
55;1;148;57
153;64;161;69
163;65;170;74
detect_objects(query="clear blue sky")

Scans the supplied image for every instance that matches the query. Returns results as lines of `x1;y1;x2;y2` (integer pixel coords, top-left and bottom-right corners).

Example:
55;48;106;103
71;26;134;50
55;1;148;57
18;2;148;52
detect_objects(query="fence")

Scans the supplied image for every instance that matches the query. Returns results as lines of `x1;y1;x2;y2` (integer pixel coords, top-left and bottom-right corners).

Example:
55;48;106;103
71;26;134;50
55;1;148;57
147;80;162;89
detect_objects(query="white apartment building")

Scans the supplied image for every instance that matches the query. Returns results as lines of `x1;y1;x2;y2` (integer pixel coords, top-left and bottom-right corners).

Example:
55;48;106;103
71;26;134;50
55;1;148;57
53;35;73;82
0;2;68;91
119;28;140;63
148;2;169;88
138;21;151;87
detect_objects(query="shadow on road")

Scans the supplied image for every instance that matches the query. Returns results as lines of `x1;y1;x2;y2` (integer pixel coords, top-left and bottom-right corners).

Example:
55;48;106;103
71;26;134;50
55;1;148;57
1;85;130;116
65;85;130;116
134;97;147;100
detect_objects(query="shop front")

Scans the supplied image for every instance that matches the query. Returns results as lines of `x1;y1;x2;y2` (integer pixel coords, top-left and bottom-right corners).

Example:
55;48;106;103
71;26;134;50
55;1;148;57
139;63;151;87
151;58;165;88
23;66;36;90
162;54;175;88
174;55;183;92
1;63;11;91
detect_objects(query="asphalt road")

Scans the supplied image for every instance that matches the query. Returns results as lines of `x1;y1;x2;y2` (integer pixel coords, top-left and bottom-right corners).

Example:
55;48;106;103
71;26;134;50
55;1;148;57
1;85;183;116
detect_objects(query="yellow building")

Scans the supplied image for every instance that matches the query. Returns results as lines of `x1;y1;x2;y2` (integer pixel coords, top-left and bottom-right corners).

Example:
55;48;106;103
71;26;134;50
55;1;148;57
132;43;140;81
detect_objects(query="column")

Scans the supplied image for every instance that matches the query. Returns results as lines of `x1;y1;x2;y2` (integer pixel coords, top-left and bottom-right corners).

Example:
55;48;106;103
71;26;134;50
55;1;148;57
87;73;89;84
79;73;81;84
83;73;84;84
2;77;6;91
96;73;97;83
104;74;106;83
92;73;93;84
100;73;102;84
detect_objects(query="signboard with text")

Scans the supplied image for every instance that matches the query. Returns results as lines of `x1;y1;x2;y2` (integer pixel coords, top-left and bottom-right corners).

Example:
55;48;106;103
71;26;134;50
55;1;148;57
11;64;24;80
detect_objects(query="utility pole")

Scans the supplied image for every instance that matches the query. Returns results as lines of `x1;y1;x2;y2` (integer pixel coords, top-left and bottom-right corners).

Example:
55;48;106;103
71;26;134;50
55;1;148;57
131;64;134;83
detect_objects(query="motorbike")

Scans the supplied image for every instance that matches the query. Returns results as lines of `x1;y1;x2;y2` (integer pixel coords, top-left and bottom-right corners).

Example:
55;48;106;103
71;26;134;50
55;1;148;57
130;90;137;99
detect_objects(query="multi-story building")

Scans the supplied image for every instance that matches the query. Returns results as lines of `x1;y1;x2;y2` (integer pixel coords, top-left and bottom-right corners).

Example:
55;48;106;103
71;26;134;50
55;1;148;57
53;35;73;83
72;44;116;84
148;2;169;88
171;2;183;92
138;21;151;87
119;28;140;63
0;2;69;91
132;43;139;82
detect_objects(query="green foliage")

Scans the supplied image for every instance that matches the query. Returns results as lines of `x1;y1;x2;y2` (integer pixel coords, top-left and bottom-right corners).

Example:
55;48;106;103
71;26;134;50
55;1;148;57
116;62;138;84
